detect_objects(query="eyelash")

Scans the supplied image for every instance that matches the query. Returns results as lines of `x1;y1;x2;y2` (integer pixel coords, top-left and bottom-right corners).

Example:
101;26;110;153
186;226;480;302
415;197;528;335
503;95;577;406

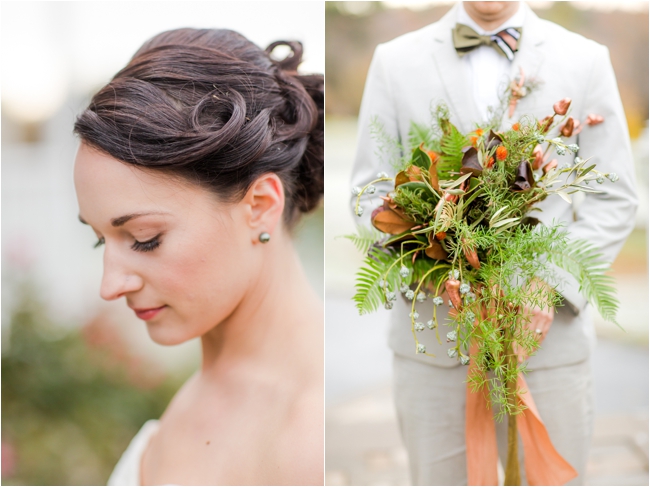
131;235;161;253
93;235;161;252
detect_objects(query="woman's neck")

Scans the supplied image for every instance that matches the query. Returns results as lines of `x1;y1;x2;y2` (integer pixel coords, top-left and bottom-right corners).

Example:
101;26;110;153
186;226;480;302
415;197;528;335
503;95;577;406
198;230;322;382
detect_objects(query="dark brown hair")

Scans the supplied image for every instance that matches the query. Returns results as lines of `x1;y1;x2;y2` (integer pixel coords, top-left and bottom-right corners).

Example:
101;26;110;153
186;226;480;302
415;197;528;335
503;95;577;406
74;28;323;225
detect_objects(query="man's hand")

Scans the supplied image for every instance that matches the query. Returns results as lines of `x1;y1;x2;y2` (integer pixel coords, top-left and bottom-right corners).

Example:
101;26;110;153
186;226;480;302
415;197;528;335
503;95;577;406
523;278;555;346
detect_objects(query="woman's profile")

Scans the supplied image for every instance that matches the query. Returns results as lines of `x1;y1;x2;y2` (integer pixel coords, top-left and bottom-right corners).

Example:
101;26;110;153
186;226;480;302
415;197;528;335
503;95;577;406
73;28;323;486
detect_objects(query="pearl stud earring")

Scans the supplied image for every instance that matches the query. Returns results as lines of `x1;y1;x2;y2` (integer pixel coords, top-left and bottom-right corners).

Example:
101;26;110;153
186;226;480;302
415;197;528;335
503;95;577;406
259;232;271;243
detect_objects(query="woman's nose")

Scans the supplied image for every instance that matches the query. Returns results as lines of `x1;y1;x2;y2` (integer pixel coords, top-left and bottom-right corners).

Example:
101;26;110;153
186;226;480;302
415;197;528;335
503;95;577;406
99;247;144;301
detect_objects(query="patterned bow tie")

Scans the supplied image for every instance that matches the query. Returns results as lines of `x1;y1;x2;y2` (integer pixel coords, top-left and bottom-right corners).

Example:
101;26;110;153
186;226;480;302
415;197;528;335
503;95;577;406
452;23;522;61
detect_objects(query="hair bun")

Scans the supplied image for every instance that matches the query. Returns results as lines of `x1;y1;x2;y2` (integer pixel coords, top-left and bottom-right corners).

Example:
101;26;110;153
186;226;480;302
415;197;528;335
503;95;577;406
265;40;303;72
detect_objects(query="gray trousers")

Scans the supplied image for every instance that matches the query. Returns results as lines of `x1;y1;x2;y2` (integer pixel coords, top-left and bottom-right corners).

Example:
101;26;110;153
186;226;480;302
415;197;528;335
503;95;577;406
393;354;594;485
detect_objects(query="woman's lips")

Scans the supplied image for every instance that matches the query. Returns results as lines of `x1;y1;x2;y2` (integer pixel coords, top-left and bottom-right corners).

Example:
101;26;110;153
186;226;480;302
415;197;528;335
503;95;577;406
132;306;166;321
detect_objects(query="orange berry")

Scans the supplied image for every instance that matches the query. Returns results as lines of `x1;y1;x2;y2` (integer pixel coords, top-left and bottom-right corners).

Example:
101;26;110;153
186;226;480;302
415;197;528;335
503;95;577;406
427;151;439;163
496;146;508;161
512;123;520;131
486;157;495;168
470;136;478;145
475;128;484;136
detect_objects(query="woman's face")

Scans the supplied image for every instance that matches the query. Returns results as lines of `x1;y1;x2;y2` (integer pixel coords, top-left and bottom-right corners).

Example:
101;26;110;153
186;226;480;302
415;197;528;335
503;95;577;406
74;143;258;345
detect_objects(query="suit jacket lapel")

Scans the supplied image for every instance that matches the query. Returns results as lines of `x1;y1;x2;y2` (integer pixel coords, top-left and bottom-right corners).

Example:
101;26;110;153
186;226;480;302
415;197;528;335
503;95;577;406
430;4;481;134
504;3;546;123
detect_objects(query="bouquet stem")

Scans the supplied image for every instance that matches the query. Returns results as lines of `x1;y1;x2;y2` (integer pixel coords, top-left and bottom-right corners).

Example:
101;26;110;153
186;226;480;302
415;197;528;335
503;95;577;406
504;344;521;485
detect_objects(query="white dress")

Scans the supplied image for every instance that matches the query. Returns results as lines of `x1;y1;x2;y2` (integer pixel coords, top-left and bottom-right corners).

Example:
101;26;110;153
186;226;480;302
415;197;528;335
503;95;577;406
107;420;159;486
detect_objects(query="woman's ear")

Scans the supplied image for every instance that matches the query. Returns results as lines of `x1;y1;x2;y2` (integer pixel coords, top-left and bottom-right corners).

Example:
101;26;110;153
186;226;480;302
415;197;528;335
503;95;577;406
241;173;285;242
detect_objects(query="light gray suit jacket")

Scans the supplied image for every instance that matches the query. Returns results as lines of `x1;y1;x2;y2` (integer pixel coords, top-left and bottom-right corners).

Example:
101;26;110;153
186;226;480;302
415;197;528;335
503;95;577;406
350;3;638;370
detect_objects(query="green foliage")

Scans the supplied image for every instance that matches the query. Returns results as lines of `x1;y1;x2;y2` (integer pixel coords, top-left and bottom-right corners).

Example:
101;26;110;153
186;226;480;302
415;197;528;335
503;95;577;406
393;186;437;222
408;121;434;150
2;280;191;485
438;123;468;179
369;116;406;171
357;98;623;418
353;246;400;314
342;225;384;255
550;239;620;326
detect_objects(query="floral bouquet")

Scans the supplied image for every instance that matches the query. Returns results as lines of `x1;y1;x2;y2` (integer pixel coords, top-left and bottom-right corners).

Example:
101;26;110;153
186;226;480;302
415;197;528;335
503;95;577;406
348;99;619;484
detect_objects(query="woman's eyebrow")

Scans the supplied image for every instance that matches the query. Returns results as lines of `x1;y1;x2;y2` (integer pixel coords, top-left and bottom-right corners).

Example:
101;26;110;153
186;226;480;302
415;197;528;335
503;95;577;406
110;212;169;227
77;212;169;227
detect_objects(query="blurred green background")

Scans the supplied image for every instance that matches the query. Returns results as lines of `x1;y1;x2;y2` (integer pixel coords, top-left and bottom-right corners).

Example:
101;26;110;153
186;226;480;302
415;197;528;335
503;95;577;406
1;1;323;485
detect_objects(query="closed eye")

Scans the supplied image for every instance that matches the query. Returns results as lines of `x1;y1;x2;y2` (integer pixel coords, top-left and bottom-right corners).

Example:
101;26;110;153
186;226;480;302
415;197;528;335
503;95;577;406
94;237;105;249
131;234;161;253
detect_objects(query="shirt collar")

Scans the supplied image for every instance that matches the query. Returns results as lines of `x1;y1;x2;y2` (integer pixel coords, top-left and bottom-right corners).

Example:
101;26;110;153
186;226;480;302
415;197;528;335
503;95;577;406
458;2;525;35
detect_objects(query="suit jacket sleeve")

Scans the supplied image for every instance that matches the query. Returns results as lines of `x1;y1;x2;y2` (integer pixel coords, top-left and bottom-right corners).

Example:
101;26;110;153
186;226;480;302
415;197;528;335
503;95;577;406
552;45;638;314
349;44;401;227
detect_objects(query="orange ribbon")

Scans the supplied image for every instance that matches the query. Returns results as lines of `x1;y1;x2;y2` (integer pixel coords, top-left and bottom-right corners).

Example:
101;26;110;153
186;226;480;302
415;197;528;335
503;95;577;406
465;341;578;485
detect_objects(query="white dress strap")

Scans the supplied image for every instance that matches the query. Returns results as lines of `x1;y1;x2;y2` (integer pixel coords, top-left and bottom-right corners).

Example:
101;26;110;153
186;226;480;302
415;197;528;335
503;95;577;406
107;420;159;486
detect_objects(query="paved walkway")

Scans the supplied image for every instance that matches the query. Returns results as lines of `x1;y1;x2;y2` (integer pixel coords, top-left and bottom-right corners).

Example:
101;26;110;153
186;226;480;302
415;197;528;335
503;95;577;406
326;385;648;486
325;294;649;485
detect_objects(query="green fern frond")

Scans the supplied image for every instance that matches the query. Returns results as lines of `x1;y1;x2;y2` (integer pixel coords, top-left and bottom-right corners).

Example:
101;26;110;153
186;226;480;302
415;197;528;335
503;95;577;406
342;225;384;255
408;121;433;150
353;247;399;315
438;124;468;179
549;239;620;327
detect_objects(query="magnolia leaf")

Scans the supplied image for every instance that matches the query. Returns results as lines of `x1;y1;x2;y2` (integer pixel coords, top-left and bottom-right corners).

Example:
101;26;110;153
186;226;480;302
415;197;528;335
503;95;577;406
372;207;414;235
428;153;440;191
425;238;448;260
411;144;432;171
395;171;410;187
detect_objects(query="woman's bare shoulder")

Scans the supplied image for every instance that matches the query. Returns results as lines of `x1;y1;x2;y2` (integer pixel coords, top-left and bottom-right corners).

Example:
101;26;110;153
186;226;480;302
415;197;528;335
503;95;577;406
277;382;324;485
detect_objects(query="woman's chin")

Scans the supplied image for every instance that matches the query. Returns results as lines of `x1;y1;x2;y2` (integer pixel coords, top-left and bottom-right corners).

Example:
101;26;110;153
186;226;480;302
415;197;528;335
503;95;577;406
144;322;190;347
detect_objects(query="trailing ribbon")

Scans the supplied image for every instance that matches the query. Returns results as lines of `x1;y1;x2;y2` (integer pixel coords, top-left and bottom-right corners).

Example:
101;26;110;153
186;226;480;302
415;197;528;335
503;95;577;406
465;340;578;485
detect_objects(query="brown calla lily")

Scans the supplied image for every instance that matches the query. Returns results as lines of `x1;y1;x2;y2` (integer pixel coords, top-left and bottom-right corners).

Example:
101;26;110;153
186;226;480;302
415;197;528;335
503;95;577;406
560;117;575;137
426;234;448;260
464;247;481;269
586;114;604;126
532;145;545;170
445;278;463;311
539;115;554;133
521;216;541;227
572;119;583;135
553;98;571;116
512;160;534;192
371;206;414;235
543;159;558;174
462;238;480;269
460;146;483;176
486;130;503;152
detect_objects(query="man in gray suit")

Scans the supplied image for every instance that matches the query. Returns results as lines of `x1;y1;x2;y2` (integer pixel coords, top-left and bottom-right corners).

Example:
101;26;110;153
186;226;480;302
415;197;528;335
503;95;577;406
350;2;638;484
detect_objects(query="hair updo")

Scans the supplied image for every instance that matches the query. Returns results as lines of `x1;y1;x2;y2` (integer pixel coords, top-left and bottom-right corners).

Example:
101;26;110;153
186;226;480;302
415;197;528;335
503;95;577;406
74;28;323;226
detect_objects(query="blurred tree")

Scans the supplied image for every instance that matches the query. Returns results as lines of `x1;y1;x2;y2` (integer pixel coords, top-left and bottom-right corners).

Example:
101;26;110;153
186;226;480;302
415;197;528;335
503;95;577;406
2;280;190;485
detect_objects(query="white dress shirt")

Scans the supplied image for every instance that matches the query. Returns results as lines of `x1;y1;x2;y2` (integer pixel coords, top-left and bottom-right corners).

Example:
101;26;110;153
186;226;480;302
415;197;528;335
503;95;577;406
457;2;526;122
